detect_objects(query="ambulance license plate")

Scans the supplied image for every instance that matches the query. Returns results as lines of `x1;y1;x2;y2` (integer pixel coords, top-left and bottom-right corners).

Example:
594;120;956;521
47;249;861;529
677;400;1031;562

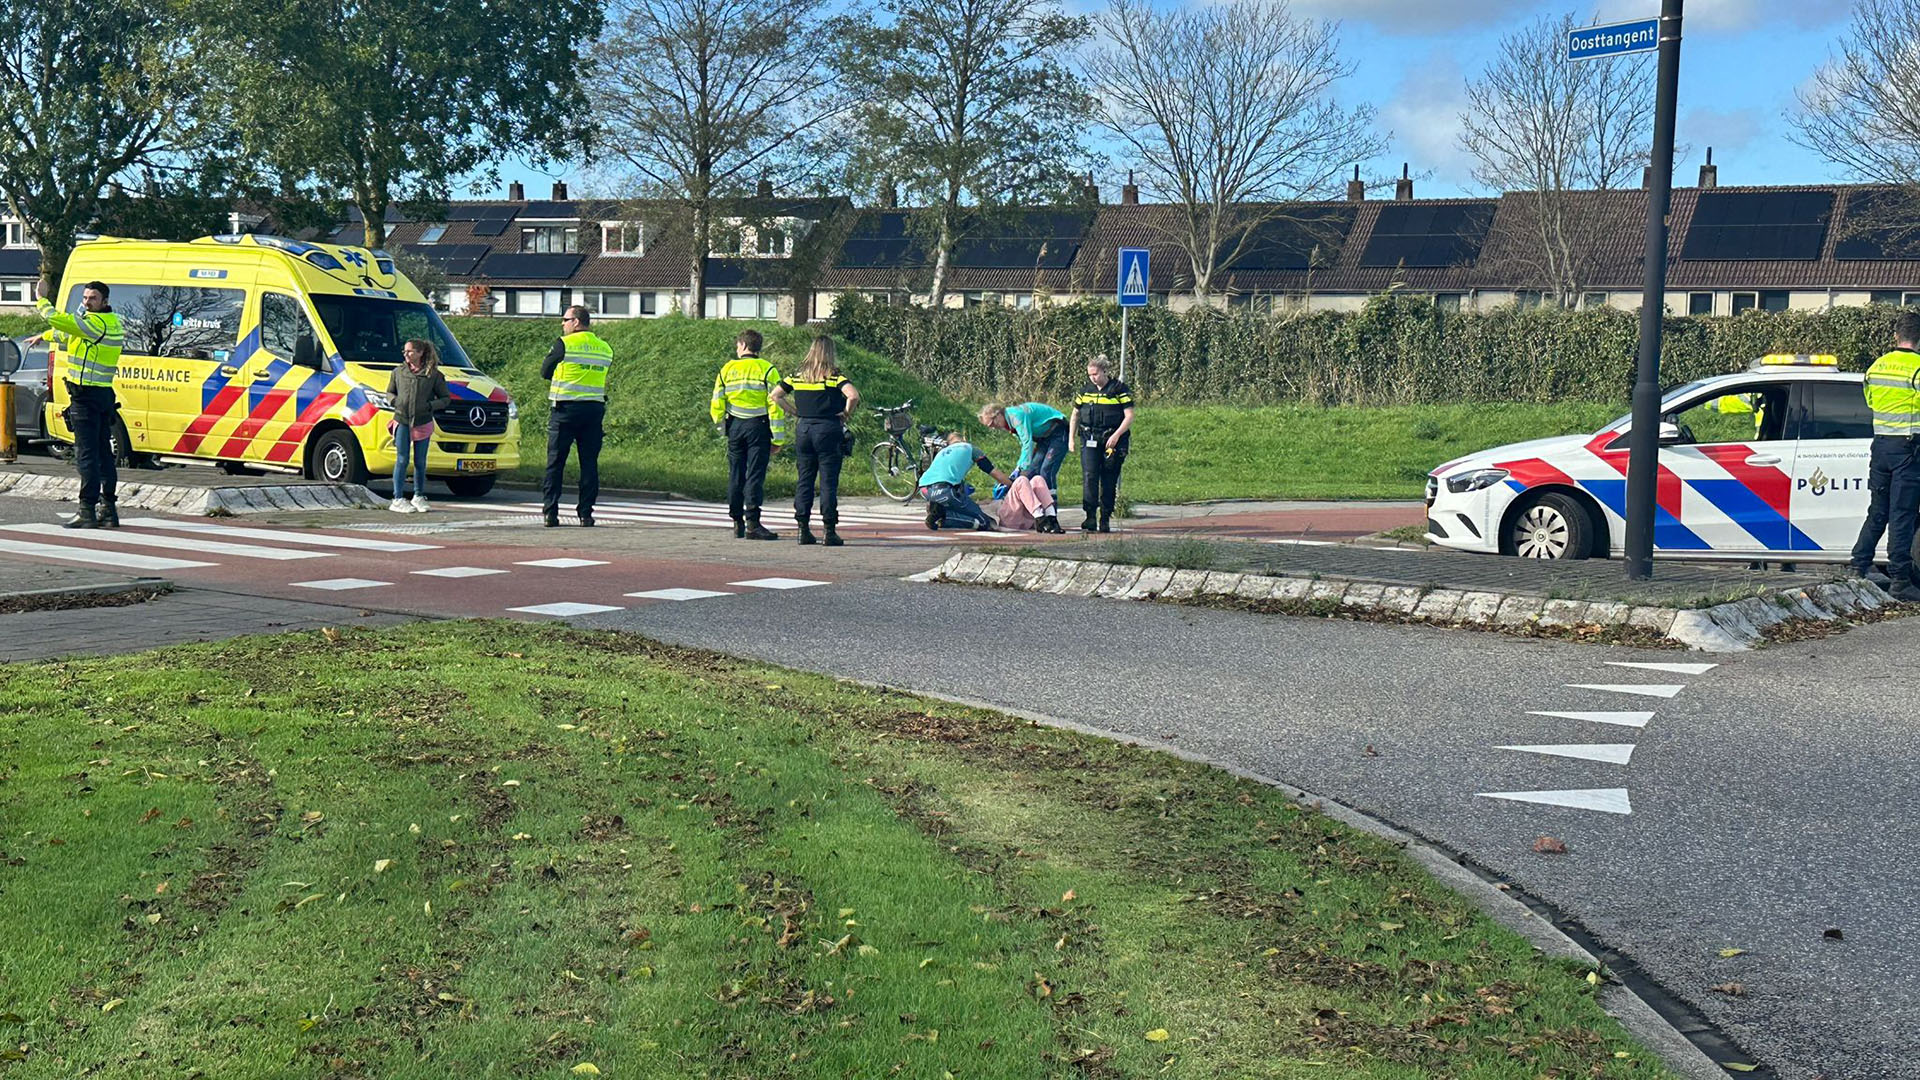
455;459;497;474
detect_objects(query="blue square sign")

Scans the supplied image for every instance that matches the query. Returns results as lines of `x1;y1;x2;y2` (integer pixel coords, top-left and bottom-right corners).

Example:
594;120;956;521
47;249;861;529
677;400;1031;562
1568;17;1659;61
1117;248;1149;307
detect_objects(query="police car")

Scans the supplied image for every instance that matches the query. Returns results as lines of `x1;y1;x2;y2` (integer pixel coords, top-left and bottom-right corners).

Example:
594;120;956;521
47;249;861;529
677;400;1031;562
1425;355;1877;562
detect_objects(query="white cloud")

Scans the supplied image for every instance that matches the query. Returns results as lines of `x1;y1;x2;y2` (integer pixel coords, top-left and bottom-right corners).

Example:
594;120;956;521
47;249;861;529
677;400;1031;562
1378;53;1479;191
1288;0;1532;34
1591;0;1849;32
1680;106;1765;160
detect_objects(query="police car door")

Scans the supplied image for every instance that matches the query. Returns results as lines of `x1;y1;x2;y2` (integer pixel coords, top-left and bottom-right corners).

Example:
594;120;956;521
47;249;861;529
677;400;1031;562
1658;381;1797;554
1787;378;1873;555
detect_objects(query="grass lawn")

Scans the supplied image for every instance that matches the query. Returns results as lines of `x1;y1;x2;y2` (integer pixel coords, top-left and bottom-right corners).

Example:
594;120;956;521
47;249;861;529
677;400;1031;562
0;623;1680;1079
447;316;1623;508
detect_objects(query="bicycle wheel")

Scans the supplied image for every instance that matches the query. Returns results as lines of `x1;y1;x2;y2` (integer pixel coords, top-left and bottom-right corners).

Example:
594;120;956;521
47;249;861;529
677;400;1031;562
870;441;917;502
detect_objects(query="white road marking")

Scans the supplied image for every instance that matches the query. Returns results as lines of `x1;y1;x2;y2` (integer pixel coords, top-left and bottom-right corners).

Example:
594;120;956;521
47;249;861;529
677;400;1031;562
436;500;910;527
1263;538;1337;546
1497;743;1637;765
625;587;736;601
513;558;609;569
0;523;332;562
411;566;509;578
508;601;624;616
1566;683;1684;699
1477;788;1633;815
0;537;215;571
290;578;392;591
119;517;440;552
1528;710;1655;728
729;577;830;590
1605;661;1718;675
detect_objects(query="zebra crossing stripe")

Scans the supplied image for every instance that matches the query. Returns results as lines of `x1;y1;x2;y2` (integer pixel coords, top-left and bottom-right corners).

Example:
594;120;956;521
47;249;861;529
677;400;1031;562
0;537;215;571
117;518;439;552
0;523;333;562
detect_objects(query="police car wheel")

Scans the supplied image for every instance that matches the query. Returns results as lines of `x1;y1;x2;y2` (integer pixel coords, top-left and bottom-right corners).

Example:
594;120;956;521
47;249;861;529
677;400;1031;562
1509;493;1592;561
311;430;368;486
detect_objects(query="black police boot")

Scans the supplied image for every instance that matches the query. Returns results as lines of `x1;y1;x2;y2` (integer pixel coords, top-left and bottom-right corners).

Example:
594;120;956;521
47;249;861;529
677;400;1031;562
99;500;120;529
1080;512;1097;532
733;519;746;539
797;518;818;545
543;509;560;528
745;513;779;541
577;509;595;528
824;525;844;547
65;504;98;529
1097;511;1112;534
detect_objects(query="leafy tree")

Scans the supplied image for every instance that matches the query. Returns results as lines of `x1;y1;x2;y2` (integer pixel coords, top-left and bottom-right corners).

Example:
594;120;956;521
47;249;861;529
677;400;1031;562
0;0;225;283
1086;0;1378;305
1793;0;1920;245
198;0;603;249
592;0;841;318
835;0;1094;309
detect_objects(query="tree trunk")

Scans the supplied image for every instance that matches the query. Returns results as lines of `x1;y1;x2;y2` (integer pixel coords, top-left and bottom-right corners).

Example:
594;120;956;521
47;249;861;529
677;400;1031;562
687;201;709;318
928;208;953;311
357;189;389;249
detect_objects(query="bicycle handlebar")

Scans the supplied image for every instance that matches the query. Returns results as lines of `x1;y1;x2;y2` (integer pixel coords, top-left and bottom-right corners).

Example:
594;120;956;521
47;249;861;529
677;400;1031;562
871;399;916;414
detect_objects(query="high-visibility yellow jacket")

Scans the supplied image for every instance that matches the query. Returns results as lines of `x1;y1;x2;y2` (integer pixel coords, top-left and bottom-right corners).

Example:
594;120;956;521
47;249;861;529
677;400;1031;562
36;298;123;387
549;330;612;403
710;355;788;443
1865;349;1920;435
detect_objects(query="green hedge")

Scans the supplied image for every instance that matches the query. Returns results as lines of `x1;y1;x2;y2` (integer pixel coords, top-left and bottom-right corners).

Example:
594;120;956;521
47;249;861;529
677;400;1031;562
828;293;1907;406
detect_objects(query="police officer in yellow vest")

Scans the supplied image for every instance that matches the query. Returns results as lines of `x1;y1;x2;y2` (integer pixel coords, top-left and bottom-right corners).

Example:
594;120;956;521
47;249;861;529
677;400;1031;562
540;305;612;527
35;279;124;529
1851;310;1920;601
709;329;789;540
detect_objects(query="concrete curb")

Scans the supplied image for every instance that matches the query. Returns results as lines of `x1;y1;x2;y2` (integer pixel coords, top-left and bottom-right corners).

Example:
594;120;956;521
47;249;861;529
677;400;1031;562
910;553;1892;652
828;675;1730;1080
0;472;384;516
0;577;171;604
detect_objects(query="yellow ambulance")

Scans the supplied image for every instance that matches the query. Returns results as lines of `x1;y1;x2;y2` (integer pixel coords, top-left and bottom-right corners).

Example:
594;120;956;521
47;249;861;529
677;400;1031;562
44;234;519;496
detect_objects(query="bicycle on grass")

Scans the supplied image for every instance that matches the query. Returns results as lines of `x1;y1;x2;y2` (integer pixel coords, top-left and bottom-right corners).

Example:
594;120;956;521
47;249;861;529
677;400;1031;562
869;399;947;502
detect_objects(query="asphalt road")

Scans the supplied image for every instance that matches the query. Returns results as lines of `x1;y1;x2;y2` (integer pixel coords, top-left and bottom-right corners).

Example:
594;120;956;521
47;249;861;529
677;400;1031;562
581;580;1919;1080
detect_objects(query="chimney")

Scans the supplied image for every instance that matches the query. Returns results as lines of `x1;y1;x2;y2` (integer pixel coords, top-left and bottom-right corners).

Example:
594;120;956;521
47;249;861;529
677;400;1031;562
508;181;525;201
1642;167;1652;190
1394;163;1412;201
1122;169;1139;205
756;175;773;199
1085;171;1099;204
551;181;568;201
1699;147;1718;189
1347;165;1365;203
880;178;897;209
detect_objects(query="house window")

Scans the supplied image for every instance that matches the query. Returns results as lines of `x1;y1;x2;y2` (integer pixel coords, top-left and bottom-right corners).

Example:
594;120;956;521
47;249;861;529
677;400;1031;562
755;228;787;257
419;224;448;244
1870;290;1903;305
726;292;765;319
1688;292;1714;315
601;222;642;255
580;290;631;317
0;281;27;303
1011;293;1033;309
639;292;657;316
1432;293;1464;312
1760;290;1790;313
1513;290;1544;309
1731;291;1758;315
3;222;25;247
1581;292;1608;310
714;228;745;257
521;226;579;254
510;289;563;316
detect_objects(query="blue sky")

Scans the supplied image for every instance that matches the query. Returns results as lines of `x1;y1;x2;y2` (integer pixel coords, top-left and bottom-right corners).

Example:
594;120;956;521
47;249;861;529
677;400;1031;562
473;0;1857;202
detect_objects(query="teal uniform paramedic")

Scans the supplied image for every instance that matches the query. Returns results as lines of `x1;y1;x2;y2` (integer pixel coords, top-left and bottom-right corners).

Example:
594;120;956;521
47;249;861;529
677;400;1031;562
978;401;1068;533
36;279;124;529
919;435;1010;531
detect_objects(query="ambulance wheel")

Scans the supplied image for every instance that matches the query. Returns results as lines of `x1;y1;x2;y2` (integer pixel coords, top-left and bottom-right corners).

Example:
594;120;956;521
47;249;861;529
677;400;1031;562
110;419;148;469
1507;492;1592;560
445;475;497;498
311;430;368;486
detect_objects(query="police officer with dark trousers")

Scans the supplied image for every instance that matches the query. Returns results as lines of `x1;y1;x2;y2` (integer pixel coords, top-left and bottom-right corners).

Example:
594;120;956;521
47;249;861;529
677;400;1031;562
36;279;124;529
1069;353;1135;533
1853;311;1920;601
770;334;860;546
540;305;612;527
710;329;788;540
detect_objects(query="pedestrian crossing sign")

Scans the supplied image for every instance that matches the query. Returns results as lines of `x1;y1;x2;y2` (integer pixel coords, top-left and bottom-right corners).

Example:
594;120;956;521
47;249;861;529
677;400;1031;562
1117;248;1149;307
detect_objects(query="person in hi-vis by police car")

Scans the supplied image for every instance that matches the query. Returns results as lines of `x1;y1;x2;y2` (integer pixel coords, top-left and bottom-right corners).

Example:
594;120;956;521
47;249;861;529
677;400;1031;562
540;305;613;527
1851;310;1920;601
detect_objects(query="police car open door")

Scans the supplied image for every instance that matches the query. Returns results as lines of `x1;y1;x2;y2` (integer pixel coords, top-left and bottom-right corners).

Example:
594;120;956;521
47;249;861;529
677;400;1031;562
1787;380;1874;556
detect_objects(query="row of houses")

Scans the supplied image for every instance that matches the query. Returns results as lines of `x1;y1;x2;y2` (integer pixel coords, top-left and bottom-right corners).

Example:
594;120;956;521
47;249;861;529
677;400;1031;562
5;167;1920;322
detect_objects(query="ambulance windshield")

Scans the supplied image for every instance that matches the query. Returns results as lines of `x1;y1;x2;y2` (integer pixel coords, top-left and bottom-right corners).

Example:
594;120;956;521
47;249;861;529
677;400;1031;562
309;295;477;371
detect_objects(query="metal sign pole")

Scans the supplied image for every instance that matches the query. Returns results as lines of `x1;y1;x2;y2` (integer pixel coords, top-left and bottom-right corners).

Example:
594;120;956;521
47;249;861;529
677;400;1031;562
1623;0;1684;581
1119;306;1129;383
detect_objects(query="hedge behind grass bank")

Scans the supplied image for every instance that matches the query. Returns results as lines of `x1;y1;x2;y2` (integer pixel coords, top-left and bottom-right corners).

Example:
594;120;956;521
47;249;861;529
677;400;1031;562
829;293;1907;407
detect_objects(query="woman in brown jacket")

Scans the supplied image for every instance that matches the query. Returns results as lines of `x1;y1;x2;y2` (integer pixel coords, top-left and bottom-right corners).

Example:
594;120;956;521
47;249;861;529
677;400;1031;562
387;339;453;512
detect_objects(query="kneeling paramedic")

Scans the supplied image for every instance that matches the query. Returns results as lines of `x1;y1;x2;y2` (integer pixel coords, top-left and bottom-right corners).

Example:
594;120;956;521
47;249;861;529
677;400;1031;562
979;401;1068;532
36;279;124;529
1069;353;1134;533
710;329;789;540
919;433;1010;531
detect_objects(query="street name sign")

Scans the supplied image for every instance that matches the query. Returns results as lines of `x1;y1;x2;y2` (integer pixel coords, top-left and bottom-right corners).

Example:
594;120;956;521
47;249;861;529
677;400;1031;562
1568;18;1659;61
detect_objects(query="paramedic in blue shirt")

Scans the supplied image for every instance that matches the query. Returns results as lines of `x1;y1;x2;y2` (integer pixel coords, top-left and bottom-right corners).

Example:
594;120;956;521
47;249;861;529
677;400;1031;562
919;433;1010;531
979;401;1067;533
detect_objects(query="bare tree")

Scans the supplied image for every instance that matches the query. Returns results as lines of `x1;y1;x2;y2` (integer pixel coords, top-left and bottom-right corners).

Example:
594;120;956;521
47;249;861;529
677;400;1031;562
1458;13;1655;307
835;0;1094;309
592;0;841;317
1085;0;1379;305
1792;0;1920;245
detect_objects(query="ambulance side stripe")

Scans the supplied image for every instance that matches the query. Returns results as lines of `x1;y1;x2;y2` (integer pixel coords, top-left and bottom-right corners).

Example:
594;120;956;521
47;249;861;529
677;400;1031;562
214;386;294;459
175;328;264;454
265;390;346;463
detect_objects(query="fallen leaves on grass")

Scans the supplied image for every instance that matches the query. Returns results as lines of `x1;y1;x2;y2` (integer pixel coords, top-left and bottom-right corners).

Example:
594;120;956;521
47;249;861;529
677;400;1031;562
100;999;124;1013
1532;836;1568;855
373;859;392;874
1143;1028;1169;1042
571;1065;601;1076
320;627;341;644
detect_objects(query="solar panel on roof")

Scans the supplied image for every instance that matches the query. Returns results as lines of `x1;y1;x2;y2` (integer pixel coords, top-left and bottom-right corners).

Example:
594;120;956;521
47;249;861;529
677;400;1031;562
472;219;510;237
1358;202;1496;268
949;210;1094;268
1681;190;1833;261
403;243;489;277
1833;190;1920;260
0;249;40;276
1222;207;1357;271
521;201;577;219
478;253;581;280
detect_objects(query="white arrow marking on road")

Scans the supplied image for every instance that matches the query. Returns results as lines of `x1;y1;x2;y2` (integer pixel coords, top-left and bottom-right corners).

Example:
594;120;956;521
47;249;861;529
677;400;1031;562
1605;661;1718;675
1528;710;1654;728
1497;743;1636;765
1477;788;1632;814
729;577;830;590
1566;683;1684;699
508;602;624;616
